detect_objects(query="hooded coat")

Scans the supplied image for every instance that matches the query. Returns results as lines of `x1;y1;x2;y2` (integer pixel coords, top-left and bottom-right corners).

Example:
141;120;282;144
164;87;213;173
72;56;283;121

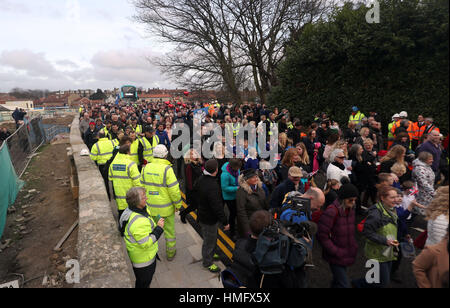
220;162;240;201
235;175;268;238
317;200;358;266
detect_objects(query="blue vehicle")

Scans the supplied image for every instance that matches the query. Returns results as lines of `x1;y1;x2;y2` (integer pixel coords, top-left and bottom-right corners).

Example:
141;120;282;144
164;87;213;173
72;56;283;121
120;85;138;101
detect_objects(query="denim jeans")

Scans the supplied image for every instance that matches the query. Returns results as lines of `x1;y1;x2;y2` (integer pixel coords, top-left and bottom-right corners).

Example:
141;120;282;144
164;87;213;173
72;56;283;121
329;264;350;288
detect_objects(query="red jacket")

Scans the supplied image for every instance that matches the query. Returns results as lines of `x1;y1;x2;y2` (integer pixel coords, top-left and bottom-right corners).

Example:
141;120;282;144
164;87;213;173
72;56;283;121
317;201;358;267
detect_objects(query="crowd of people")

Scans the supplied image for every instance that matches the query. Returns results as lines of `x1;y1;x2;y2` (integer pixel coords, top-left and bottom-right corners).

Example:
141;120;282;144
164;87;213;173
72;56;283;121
0;107;27;146
80;99;449;288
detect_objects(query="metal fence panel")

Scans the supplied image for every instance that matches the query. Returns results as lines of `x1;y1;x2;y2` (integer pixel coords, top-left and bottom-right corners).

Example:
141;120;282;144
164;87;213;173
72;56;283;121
28;117;45;149
5;124;32;178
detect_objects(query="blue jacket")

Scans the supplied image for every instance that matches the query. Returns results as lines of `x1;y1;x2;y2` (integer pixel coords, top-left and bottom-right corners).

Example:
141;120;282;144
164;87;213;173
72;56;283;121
221;162;240;201
244;158;259;170
156;130;171;148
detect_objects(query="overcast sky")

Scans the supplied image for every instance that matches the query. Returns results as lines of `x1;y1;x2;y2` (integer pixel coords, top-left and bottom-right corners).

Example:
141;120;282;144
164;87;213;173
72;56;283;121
0;0;177;92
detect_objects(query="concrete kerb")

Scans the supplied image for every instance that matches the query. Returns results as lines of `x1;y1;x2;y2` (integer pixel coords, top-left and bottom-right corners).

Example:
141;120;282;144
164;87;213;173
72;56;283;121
70;115;134;288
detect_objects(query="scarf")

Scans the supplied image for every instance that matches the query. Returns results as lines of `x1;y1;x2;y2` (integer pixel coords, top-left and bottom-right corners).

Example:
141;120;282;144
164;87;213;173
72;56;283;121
332;161;346;170
226;164;239;185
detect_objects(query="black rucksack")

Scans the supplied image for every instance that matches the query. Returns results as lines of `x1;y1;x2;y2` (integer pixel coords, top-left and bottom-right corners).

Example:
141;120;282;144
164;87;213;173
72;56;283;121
252;223;290;275
252;220;310;275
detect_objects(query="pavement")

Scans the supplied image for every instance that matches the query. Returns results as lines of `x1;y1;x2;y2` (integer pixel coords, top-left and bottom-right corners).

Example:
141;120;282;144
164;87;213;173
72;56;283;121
150;206;224;288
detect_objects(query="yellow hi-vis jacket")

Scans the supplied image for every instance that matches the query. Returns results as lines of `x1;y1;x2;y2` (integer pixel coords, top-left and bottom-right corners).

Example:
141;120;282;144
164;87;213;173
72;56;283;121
233;123;241;137
90;138;118;165
267;120;276;135
120;208;159;268
108;153;141;210
129;139;141;166
132;124;143;134
100;126;113;140
349;111;365;124
140;158;182;217
138;135;160;163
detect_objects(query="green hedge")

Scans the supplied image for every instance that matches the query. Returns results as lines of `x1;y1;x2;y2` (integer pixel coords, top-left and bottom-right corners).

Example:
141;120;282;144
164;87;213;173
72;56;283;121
269;0;449;133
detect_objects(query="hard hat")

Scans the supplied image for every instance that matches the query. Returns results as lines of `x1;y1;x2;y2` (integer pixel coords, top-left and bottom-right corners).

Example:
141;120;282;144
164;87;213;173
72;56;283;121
392;113;400;120
80;148;90;156
153;145;168;158
399;111;408;118
352;106;358;112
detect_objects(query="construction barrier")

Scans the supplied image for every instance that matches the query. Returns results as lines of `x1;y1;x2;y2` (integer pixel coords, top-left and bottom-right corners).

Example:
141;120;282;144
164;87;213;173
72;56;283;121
0;117;71;239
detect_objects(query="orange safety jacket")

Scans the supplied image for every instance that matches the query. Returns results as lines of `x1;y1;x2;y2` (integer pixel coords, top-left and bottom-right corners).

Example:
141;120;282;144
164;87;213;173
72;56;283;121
417;125;440;143
411;122;425;141
391;120;415;141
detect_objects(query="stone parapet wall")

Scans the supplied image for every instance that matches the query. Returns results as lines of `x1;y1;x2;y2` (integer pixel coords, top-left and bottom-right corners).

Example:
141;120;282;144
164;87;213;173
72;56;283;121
70;115;134;288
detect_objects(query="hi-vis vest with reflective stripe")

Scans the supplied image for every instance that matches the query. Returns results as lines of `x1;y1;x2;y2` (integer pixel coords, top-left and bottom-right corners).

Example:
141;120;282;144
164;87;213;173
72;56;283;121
267;120;275;135
140;158;182;217
418;125;440;143
349;111;365;124
388;121;396;139
100;126;113;140
132;124;143;134
90;138;118;165
138;135;160;163
129;139;140;165
391;120;415;141
233;123;241;137
123;209;158;268
108;153;141;210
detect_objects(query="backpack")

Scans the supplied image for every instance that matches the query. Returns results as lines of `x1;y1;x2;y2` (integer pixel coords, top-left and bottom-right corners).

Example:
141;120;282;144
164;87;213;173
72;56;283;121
252;220;310;276
220;268;246;288
252;223;290;275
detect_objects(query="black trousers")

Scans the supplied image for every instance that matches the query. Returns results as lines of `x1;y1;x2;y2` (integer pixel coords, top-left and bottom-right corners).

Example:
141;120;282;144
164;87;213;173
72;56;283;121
391;248;403;275
118;210;124;224
98;164;110;200
225;200;237;237
133;261;157;288
181;189;197;219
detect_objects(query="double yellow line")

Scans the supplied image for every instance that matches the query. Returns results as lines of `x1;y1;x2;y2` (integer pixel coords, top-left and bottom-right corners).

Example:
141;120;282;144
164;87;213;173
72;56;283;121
180;191;235;260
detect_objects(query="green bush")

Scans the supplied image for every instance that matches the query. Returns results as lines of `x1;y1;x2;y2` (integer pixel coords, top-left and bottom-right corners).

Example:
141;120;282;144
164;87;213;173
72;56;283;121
269;0;449;133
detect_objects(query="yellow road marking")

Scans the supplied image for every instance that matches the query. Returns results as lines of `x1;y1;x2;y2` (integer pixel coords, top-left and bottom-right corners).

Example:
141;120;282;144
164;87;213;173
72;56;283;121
181;193;235;259
216;239;233;260
218;229;235;250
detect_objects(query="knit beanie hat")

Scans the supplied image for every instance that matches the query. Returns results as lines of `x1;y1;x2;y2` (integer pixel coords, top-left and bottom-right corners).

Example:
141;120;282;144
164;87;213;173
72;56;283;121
204;159;218;174
338;183;359;200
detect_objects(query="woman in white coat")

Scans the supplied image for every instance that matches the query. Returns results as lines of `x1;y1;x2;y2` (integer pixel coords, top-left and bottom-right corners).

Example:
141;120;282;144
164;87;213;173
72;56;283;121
327;149;350;184
425;185;449;247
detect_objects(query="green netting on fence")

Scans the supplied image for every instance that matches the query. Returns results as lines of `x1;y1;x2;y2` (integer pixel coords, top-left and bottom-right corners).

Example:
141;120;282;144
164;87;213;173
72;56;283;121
0;142;24;239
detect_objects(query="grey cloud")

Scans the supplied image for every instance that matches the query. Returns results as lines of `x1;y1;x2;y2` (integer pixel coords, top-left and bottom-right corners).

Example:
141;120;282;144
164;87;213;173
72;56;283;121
56;59;79;69
0;50;60;78
0;48;175;92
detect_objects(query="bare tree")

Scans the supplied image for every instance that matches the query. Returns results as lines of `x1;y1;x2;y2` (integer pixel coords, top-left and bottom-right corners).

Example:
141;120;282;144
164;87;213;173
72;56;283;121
133;0;249;105
133;0;332;106
228;0;331;105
